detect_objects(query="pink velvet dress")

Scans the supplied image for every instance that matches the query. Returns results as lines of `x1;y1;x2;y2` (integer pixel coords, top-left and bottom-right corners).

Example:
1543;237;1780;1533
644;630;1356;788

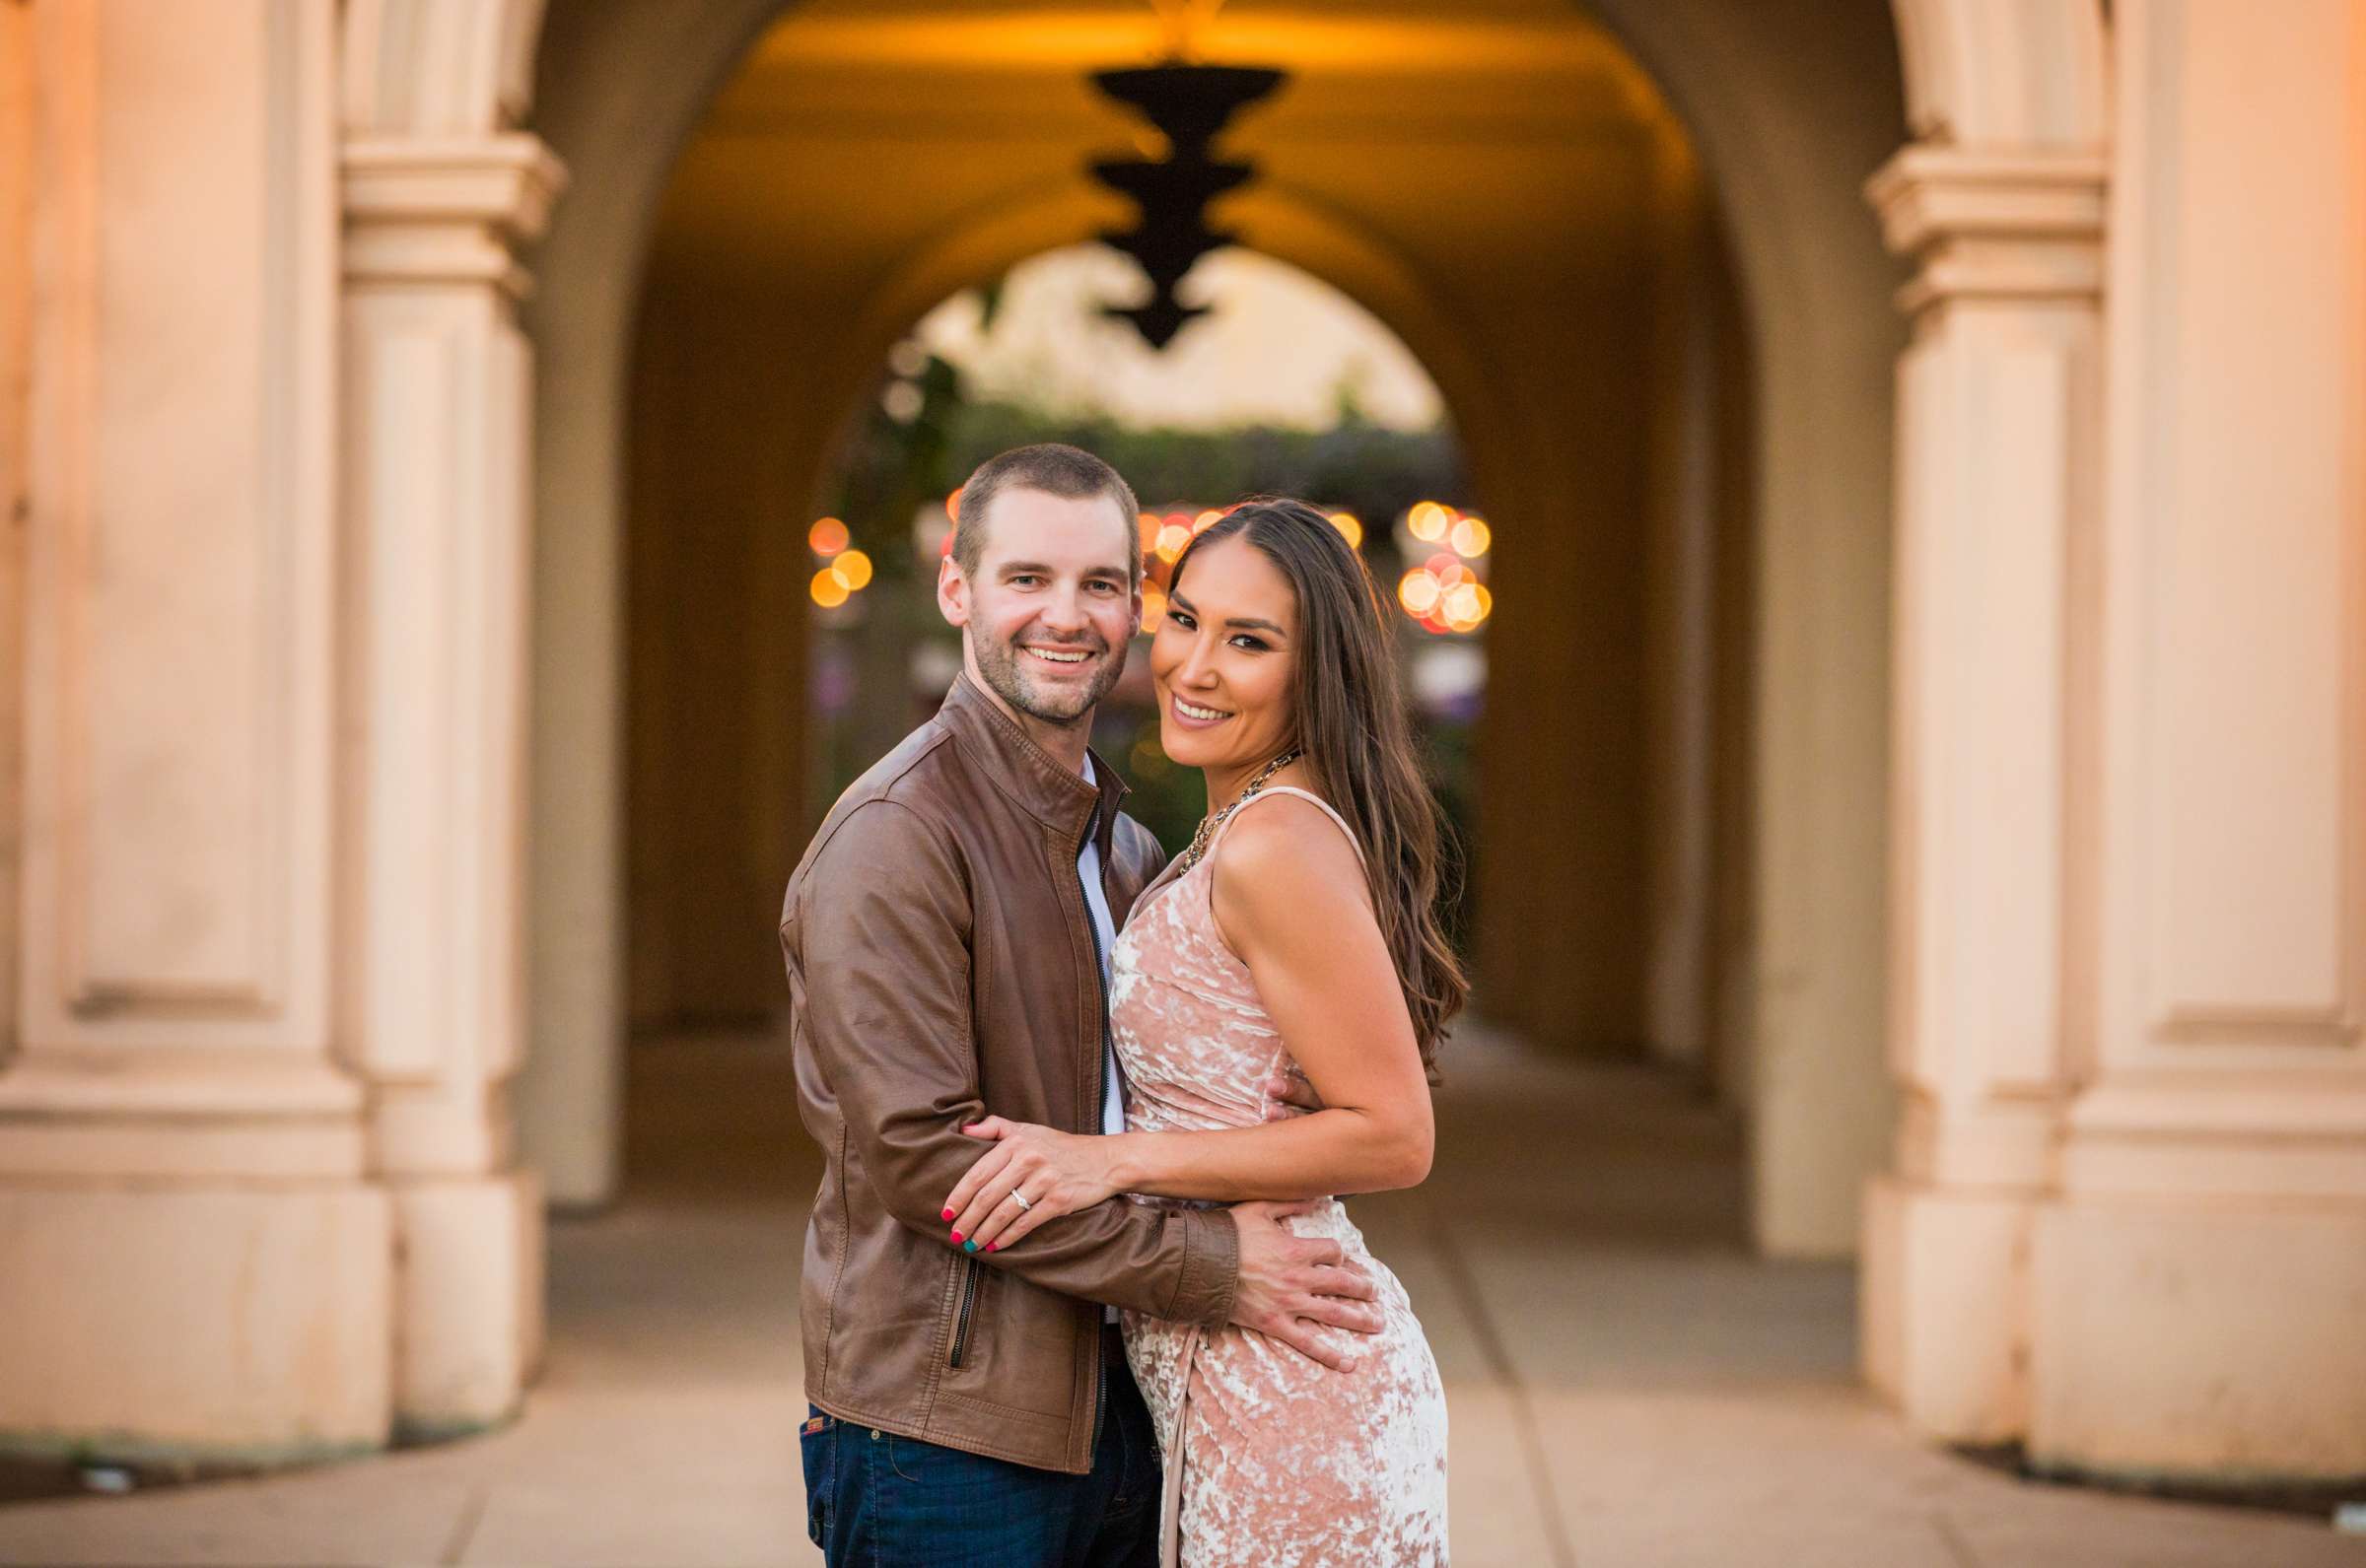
1111;786;1449;1568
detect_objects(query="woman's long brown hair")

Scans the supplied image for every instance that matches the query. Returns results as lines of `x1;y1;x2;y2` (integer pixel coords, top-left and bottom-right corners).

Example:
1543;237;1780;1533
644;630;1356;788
1167;498;1470;1071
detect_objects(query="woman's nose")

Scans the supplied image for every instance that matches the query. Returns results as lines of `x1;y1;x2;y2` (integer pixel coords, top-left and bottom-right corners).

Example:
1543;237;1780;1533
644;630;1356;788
1174;636;1219;687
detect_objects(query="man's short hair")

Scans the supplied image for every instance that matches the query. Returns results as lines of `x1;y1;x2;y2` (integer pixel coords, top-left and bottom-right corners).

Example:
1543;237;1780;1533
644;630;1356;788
952;443;1143;581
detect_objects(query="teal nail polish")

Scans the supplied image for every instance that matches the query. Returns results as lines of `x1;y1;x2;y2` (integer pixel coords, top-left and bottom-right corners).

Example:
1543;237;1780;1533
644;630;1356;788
962;1239;979;1253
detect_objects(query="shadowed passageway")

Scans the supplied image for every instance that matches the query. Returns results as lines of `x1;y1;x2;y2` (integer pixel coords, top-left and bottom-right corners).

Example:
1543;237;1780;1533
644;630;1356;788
0;1034;2353;1567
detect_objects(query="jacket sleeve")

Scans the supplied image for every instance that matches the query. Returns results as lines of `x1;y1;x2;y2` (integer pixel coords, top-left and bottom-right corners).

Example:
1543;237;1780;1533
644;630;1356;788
788;797;1238;1327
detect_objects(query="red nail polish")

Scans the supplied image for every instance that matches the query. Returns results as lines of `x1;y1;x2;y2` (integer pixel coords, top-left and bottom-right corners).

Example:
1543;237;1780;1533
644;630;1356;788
950;1231;964;1245
941;1207;955;1221
986;1242;998;1253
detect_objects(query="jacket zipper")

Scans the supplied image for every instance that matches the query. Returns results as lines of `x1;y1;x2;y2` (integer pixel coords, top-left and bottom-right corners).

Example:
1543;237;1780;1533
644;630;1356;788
1076;830;1113;1456
952;823;1108;1376
949;1256;981;1367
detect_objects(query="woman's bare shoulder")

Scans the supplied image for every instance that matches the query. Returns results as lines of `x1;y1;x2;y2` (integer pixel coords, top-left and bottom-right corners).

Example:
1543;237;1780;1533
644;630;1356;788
1212;793;1365;914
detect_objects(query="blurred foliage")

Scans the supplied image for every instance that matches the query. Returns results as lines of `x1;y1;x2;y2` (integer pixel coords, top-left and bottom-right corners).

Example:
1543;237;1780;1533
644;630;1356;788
946;402;1462;532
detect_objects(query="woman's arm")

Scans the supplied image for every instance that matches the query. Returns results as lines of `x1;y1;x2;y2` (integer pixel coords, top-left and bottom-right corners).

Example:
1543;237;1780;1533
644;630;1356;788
942;796;1434;1254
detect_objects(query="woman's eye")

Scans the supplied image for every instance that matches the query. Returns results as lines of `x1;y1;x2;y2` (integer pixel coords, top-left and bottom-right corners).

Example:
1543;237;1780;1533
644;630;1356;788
1167;610;1196;630
1229;635;1269;651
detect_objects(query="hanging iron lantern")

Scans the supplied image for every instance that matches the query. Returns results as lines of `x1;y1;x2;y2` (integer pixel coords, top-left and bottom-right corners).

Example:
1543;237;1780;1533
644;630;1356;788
1086;63;1288;349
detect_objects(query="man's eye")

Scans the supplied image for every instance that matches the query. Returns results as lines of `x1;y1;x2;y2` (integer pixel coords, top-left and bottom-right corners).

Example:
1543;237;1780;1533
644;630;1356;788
1009;575;1042;587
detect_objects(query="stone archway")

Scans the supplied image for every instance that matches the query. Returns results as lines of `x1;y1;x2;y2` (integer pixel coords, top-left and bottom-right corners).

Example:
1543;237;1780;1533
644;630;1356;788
490;0;2107;1262
325;0;2113;1449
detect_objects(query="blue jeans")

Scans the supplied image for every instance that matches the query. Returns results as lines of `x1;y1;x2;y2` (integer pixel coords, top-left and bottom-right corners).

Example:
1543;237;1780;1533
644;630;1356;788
800;1326;1161;1567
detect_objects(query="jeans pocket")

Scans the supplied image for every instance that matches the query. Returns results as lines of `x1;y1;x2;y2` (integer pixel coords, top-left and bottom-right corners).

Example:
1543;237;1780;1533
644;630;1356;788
798;1407;835;1546
883;1430;928;1485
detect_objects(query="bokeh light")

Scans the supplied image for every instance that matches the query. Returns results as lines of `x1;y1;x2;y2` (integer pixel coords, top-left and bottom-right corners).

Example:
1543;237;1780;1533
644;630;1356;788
835;549;874;590
1406;501;1450;542
1449;515;1491;558
1399;569;1443;616
808;516;850;557
810;568;851;608
1329;511;1364;549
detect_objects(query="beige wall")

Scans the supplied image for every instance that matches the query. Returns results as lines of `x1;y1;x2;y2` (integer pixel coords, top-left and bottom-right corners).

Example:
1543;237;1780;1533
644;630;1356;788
625;254;817;1031
0;0;30;1065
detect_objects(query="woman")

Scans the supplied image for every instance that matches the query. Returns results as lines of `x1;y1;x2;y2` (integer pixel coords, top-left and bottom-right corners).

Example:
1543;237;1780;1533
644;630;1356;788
940;498;1465;1567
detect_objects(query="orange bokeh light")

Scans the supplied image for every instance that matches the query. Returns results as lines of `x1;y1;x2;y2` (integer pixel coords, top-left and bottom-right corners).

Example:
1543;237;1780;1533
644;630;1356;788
1406;501;1450;541
808;516;850;557
1398;569;1442;616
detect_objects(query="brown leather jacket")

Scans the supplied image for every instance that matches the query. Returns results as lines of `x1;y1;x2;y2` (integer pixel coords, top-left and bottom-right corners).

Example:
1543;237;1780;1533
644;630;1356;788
780;674;1241;1472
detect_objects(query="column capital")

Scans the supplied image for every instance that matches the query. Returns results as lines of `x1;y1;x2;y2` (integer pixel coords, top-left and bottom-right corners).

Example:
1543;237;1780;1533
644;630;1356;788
341;133;566;294
1866;145;2107;313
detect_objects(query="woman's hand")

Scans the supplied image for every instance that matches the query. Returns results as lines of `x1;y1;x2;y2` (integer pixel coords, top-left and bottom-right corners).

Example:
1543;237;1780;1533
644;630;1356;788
941;1117;1120;1254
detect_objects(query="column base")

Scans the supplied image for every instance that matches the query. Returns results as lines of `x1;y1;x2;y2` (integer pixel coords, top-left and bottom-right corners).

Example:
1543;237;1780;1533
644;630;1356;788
0;1181;391;1456
2030;1195;2366;1482
1861;1174;2031;1442
389;1169;544;1442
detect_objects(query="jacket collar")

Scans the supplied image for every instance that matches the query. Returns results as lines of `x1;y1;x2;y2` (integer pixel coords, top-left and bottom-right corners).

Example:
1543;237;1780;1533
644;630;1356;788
939;672;1128;848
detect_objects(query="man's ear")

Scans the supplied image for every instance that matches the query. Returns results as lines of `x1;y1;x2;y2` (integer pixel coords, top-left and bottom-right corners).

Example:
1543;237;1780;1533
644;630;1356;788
937;554;969;629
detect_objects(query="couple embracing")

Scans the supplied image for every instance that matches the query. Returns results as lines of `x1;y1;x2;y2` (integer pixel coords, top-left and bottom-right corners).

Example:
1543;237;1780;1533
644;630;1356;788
780;443;1462;1567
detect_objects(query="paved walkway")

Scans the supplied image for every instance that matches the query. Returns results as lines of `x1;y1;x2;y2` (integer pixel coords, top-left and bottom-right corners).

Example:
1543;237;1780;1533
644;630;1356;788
2;1030;2358;1566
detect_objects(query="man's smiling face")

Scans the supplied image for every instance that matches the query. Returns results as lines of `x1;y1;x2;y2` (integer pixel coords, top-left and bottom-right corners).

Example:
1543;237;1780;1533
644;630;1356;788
938;485;1141;729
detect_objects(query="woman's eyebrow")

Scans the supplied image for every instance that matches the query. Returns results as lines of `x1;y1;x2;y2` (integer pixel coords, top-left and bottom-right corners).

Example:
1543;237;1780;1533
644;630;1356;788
1167;590;1286;636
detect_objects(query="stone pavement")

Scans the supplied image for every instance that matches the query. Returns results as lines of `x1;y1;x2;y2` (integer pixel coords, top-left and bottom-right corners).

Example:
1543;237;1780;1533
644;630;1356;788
1;1029;2358;1567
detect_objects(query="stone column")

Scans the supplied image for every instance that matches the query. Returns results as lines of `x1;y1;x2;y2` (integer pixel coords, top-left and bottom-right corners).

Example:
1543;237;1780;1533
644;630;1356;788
0;0;393;1457
341;129;562;1438
2031;0;2366;1480
1859;144;2106;1442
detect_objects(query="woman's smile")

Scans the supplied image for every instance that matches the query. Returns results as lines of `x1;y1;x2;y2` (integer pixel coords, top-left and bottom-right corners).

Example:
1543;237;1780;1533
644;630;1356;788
1169;693;1234;727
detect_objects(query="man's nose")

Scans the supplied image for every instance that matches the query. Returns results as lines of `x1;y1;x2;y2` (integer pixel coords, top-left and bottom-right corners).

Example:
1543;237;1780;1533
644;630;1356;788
1037;585;1090;638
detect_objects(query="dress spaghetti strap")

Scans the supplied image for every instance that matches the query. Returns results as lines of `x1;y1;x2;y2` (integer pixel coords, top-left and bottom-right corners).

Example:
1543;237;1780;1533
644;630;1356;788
1202;784;1366;869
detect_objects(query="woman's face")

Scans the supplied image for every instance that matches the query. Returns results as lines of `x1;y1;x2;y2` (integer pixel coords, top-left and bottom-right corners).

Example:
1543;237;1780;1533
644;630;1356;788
1150;533;1299;775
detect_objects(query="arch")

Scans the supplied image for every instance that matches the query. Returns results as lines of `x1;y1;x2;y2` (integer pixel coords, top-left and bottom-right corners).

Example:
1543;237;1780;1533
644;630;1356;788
334;0;2115;1237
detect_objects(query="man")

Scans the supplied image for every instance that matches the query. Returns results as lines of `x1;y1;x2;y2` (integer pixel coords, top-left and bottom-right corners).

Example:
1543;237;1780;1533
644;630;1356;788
780;444;1381;1567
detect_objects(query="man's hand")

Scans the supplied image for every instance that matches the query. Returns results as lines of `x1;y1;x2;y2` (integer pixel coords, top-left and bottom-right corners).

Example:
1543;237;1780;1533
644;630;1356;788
1260;1068;1326;1122
1227;1199;1383;1372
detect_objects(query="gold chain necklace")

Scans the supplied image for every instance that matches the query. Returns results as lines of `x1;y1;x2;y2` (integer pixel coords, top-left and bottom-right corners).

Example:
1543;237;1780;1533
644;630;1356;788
1177;749;1303;873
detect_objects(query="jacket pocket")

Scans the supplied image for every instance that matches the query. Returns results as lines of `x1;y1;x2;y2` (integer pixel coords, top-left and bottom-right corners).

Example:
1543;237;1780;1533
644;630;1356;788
947;1255;982;1367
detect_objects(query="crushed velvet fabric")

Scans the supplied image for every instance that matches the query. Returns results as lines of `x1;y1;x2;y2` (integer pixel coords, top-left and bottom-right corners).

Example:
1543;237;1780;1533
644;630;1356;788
1113;787;1450;1567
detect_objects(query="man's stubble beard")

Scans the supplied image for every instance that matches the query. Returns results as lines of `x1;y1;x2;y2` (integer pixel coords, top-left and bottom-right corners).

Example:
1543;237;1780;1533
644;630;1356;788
973;628;1129;727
